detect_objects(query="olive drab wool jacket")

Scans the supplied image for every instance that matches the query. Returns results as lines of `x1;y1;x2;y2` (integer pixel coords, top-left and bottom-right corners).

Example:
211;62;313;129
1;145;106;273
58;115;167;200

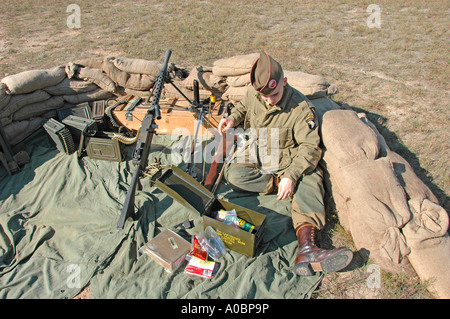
227;84;322;184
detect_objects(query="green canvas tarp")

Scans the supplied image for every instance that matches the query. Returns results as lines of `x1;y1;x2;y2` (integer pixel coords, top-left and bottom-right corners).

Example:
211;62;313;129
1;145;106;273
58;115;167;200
0;130;322;299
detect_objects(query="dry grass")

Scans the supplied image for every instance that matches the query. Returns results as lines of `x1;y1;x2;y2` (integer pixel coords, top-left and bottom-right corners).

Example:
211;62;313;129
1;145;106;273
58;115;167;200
1;0;448;299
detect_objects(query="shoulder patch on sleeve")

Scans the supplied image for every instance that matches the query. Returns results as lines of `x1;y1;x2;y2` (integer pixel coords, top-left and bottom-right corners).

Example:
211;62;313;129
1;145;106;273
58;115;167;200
305;115;316;129
305;107;318;130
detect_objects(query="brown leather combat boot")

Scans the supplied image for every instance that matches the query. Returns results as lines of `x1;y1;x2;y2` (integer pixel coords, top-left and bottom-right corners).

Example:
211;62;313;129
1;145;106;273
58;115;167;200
294;222;353;276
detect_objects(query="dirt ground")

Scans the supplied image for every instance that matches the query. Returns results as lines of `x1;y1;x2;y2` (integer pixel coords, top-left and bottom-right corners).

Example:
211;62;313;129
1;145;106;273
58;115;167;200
1;1;448;299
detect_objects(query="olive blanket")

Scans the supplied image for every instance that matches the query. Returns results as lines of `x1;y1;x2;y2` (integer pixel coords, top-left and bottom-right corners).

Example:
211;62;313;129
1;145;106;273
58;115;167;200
0;131;322;299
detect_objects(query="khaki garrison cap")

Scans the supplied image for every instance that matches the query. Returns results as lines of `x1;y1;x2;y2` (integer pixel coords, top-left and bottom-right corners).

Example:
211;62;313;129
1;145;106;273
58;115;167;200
250;52;283;95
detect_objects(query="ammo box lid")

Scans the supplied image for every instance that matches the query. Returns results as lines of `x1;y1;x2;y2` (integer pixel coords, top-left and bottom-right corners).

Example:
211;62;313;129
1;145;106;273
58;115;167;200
85;134;124;162
155;165;214;215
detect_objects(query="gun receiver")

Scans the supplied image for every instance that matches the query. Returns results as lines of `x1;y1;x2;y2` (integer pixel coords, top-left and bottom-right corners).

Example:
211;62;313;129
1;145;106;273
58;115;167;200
117;49;172;229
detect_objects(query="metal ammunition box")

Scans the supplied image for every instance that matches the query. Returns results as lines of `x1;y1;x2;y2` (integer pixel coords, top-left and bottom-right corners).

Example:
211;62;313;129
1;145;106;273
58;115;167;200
85;132;125;162
90;100;108;131
62;115;98;143
43;118;76;154
57;103;92;121
155;165;266;257
91;100;105;121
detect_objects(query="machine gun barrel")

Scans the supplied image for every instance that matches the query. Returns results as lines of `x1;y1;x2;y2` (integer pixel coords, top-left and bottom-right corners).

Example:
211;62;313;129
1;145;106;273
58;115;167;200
117;49;172;229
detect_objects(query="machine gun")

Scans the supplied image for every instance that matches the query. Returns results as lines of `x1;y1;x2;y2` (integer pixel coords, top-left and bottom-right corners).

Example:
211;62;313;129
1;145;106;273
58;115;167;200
117;49;172;229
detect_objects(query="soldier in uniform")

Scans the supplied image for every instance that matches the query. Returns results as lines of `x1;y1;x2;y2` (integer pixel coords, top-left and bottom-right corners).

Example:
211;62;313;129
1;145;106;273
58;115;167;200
218;52;353;276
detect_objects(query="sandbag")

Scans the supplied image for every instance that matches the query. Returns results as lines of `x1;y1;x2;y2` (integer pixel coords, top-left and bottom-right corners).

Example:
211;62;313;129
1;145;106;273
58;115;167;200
125;73;154;91
102;57;130;87
43;78;99;95
0;90;51;119
74;57;104;69
66;62;117;93
403;198;450;299
226;73;251;87
62;89;113;104
209;74;227;93
179;66;226;96
321;110;380;167
123;88;151;99
181;66;214;90
1;66;66;95
0;83;11;111
3;117;43;146
388;150;449;298
221;85;248;102
13;96;65;121
113;57;162;76
334;157;412;270
0;117;11;127
389;151;439;204
212;53;259;77
285;70;338;99
103;57;155;91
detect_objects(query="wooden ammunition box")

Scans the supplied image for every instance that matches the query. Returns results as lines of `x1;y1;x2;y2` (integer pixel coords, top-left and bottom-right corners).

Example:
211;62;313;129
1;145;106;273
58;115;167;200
155;165;266;258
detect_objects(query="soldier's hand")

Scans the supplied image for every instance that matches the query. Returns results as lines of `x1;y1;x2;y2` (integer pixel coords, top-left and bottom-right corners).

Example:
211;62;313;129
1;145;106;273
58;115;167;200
218;118;234;134
277;177;295;200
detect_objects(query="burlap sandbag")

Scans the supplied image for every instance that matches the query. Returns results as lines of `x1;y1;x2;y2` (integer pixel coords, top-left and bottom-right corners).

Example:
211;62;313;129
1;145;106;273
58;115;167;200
13;96;65;121
102;57;130;87
209;74;227;93
74;57;104;69
125;73;154;91
321;110;380;167
62;89;113;105
322;113;412;270
1;66;66;95
103;57;155;91
0;83;11;111
123;88;151;99
333;157;412;271
181;66;214;90
43;78;99;95
226;73;251;87
212;53;259;77
113;57;162;76
0;117;11;127
0;90;51;119
221;85;248;102
388;151;439;204
3;117;43;146
402;198;449;298
386;151;449;298
66;62;117;93
285;70;338;99
179;66;226;96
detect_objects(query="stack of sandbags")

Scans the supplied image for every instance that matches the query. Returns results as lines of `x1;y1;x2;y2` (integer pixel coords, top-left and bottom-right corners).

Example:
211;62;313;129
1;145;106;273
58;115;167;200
321;109;449;299
211;53;338;103
0;66;67;145
0;56;168;146
69;56;164;98
213;53;258;102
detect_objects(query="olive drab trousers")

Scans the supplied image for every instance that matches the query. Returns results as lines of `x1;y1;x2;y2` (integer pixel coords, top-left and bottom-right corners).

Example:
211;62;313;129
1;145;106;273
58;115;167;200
224;162;326;230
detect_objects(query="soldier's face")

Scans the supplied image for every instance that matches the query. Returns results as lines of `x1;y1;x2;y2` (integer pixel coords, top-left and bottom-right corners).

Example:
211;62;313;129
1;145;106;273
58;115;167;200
260;77;287;105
